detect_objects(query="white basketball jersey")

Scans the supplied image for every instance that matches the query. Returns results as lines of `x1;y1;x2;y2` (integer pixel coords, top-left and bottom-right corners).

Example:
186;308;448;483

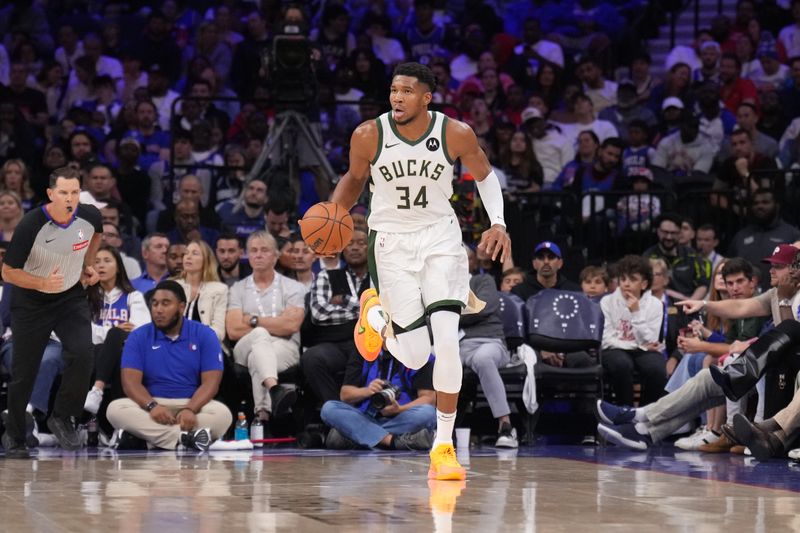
368;111;456;233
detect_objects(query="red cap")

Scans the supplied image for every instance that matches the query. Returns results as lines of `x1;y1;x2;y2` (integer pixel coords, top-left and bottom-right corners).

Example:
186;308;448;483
762;244;799;265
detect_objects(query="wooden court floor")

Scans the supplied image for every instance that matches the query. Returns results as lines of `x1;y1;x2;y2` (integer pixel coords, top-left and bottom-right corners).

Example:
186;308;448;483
1;445;799;532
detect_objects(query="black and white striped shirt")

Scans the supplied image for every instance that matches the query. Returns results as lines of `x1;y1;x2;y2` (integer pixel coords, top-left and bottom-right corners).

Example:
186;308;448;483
5;203;103;302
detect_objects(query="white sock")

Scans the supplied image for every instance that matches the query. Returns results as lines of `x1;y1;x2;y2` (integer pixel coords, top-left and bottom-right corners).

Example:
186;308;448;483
25;404;34;414
433;410;456;446
634;422;651;436
93;386;104;394
366;305;387;331
633;409;648;423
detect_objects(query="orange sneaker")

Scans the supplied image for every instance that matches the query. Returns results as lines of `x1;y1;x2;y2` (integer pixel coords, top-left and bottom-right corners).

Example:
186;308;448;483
354;288;383;362
428;479;467;514
428;443;467;481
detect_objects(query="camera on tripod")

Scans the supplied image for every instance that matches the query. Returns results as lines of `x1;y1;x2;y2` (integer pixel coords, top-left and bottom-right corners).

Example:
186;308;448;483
370;382;401;410
262;24;317;110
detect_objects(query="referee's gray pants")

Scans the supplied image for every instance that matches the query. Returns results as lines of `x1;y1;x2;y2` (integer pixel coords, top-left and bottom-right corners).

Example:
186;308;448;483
6;286;93;445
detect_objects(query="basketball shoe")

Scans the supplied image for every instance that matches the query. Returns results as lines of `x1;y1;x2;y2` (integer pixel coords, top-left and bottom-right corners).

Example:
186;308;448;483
428;443;467;481
354;288;384;361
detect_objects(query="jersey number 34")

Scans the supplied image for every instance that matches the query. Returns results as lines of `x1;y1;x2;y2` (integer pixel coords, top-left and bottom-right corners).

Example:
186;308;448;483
396;186;428;209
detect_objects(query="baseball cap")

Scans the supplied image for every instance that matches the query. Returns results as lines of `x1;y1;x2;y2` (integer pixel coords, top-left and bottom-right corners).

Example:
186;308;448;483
534;241;562;258
521;106;543;123
662;96;685;111
762;244;799;265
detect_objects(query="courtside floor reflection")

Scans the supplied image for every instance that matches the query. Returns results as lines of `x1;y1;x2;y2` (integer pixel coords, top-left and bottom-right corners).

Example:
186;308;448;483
1;445;800;532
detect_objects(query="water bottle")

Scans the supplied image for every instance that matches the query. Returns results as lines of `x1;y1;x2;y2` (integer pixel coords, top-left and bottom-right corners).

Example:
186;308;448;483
250;418;263;448
87;416;99;448
234;412;249;441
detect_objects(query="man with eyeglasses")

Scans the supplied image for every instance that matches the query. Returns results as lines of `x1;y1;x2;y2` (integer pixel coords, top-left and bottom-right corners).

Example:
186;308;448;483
101;222;141;279
643;213;711;303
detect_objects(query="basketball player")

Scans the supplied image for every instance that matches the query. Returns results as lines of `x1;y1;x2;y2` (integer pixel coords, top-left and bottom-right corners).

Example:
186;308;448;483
2;167;103;457
331;62;511;480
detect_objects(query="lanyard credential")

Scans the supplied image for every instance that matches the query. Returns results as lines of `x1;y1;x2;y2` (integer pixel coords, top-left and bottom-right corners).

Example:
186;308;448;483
253;276;281;317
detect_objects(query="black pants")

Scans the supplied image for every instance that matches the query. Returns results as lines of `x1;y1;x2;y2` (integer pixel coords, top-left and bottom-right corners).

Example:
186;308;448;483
94;327;128;400
7;290;93;442
602;348;667;407
301;340;354;404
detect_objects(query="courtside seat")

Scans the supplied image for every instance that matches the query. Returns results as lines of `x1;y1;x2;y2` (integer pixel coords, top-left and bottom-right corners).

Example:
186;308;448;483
525;291;604;437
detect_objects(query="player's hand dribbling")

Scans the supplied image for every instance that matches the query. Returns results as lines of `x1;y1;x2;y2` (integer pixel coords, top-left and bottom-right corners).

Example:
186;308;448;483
81;265;100;286
478;224;511;263
40;265;64;292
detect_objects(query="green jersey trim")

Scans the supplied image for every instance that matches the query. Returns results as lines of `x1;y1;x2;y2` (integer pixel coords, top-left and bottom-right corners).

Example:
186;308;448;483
387;111;437;147
370;118;383;165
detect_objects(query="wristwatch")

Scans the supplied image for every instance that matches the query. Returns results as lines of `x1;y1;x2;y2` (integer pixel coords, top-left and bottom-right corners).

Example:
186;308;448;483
249;315;259;328
144;400;158;412
779;298;793;307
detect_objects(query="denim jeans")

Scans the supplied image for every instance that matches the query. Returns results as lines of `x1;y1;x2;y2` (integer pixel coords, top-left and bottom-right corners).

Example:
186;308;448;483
1;339;64;413
321;400;436;448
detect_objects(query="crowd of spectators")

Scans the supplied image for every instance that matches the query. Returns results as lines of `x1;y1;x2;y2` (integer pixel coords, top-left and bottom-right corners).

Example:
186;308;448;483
3;0;800;455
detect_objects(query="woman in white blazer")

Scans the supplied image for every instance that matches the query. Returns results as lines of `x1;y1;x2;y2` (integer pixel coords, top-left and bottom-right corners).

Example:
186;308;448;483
176;240;229;342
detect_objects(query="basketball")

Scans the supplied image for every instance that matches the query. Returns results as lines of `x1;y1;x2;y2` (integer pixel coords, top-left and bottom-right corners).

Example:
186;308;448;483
299;201;354;255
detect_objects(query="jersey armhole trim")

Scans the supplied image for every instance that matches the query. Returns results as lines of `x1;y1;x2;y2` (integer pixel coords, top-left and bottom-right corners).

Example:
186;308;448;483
370;118;383;165
441;114;455;165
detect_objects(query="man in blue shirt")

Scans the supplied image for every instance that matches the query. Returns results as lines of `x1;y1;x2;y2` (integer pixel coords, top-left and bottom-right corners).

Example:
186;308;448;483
131;233;171;294
106;280;232;450
216;178;267;240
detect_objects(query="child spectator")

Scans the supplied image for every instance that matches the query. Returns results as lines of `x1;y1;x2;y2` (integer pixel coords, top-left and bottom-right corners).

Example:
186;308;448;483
601;255;666;406
615;167;661;234
580;265;610;299
621;120;655;177
500;267;525;293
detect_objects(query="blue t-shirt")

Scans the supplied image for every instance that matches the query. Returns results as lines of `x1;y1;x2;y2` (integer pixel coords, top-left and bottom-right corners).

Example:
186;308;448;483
121;319;223;398
216;201;265;239
131;271;169;295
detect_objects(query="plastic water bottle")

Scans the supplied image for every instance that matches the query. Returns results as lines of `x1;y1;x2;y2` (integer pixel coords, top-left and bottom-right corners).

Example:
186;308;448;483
250;418;263;448
234;412;249;441
87;416;99;448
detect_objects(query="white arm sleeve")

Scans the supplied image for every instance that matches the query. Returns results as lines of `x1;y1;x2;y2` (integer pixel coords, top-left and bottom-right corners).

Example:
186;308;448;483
476;170;506;228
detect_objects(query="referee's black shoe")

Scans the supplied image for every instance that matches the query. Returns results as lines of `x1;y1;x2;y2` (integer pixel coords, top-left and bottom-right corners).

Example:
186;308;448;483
48;415;82;451
0;410;39;448
2;433;30;459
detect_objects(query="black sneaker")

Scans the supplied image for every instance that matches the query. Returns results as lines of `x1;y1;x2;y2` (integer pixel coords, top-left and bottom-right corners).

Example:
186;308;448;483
48;415;82;451
110;429;148;450
495;423;519;449
269;384;297;418
180;427;212;452
325;428;356;450
394;428;433;450
1;410;39;448
2;432;30;459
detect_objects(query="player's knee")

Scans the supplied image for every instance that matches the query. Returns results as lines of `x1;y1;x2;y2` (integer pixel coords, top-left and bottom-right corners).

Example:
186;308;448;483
433;357;463;393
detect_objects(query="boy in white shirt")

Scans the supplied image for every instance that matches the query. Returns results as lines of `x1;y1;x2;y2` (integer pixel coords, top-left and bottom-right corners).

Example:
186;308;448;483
601;255;666;407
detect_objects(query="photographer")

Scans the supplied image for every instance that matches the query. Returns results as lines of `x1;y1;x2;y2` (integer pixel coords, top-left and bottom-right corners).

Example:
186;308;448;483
320;348;436;450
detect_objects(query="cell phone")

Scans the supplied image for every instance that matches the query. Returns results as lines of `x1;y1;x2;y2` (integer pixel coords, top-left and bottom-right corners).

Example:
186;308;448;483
328;269;350;297
679;327;695;338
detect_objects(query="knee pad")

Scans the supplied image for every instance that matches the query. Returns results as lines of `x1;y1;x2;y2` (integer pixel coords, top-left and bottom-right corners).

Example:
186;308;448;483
430;311;462;394
386;327;431;370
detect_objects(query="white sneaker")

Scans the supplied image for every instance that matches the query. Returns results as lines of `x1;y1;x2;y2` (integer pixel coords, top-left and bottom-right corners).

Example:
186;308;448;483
789;448;800;461
84;387;104;414
674;427;719;451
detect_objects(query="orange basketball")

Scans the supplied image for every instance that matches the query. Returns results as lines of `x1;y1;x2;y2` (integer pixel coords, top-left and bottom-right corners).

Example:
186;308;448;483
299;202;354;255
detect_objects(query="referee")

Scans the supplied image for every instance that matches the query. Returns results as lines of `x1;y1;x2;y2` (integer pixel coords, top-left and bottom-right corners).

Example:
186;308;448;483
1;167;102;458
